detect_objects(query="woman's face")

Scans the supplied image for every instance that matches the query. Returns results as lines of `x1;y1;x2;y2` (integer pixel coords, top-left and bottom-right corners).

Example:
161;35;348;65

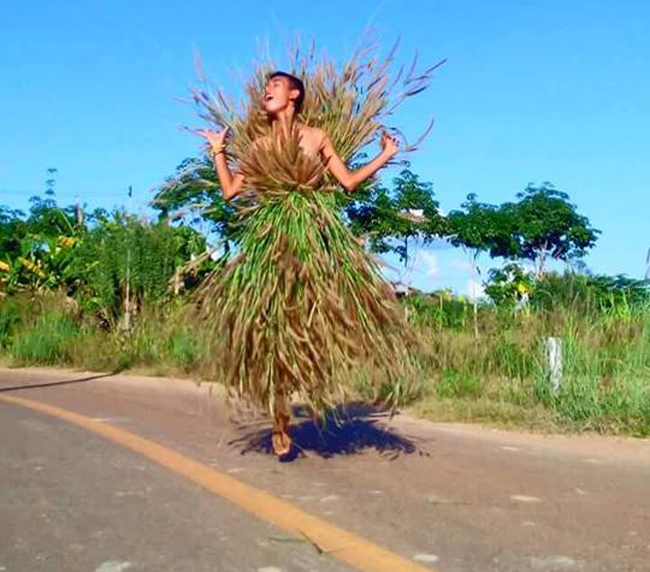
263;76;296;115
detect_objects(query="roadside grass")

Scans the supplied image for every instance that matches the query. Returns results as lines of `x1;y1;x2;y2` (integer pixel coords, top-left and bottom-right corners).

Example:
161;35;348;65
1;290;649;436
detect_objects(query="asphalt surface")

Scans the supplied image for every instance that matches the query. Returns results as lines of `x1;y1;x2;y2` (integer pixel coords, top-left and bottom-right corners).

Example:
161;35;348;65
0;401;350;572
1;367;649;572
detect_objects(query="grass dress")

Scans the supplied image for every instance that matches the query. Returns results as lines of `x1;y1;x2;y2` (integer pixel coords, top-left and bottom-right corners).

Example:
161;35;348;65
190;42;439;438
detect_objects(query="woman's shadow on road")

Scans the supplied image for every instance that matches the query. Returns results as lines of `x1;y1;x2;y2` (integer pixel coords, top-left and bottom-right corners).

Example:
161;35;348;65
228;402;429;462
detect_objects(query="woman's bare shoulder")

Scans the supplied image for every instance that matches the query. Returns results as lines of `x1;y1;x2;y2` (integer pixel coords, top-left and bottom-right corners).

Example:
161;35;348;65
303;125;326;137
299;125;329;149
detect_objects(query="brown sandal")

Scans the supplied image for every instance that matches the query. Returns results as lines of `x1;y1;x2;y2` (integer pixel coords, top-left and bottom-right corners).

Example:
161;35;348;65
271;411;291;456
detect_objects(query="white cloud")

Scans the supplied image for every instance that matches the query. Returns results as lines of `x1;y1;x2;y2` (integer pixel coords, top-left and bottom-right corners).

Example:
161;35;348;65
467;279;486;301
449;258;474;273
391;248;440;290
415;249;440;278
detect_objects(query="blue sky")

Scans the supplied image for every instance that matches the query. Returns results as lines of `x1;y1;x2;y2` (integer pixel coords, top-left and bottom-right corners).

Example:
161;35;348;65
1;0;648;293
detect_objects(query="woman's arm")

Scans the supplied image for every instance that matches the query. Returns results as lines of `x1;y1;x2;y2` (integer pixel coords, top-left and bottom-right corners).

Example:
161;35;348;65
319;131;399;192
196;127;245;201
211;151;244;201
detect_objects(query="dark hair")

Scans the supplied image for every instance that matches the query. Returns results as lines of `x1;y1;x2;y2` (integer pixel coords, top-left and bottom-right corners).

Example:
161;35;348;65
268;71;305;114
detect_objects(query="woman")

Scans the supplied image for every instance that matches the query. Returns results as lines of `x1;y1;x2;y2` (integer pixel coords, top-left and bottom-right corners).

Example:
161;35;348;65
193;49;432;456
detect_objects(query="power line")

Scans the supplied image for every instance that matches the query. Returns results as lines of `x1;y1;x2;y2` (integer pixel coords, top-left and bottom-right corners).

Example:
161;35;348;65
0;189;143;198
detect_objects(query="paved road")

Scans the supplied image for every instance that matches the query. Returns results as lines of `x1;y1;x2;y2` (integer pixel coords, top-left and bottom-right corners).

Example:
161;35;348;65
1;367;649;572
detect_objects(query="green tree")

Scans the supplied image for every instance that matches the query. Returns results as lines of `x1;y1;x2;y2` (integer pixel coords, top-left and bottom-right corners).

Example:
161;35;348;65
343;182;398;255
448;194;519;335
344;168;446;267
152;157;237;258
0;169;86;293
0;206;27;262
391;169;447;266
448;193;519;272
530;271;650;313
502;183;600;276
71;212;207;325
484;263;535;308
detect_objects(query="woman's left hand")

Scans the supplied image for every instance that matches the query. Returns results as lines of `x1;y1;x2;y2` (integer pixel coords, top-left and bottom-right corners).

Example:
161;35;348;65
380;132;399;158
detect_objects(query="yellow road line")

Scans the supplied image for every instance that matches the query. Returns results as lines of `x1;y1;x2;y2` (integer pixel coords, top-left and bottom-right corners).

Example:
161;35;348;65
1;393;438;572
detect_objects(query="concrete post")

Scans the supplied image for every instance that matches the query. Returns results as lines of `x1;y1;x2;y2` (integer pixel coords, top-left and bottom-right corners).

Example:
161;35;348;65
544;337;563;394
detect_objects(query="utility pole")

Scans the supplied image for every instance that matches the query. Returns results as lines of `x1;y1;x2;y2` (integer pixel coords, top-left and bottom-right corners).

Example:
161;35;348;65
75;195;83;226
123;185;133;332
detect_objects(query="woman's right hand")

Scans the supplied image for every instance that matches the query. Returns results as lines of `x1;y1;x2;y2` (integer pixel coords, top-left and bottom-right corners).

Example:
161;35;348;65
196;126;230;153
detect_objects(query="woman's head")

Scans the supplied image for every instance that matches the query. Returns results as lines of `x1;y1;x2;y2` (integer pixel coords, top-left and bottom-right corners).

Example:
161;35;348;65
263;71;305;116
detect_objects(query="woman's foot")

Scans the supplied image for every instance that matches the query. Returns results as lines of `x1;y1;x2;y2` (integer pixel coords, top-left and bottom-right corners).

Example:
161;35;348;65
271;412;291;456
